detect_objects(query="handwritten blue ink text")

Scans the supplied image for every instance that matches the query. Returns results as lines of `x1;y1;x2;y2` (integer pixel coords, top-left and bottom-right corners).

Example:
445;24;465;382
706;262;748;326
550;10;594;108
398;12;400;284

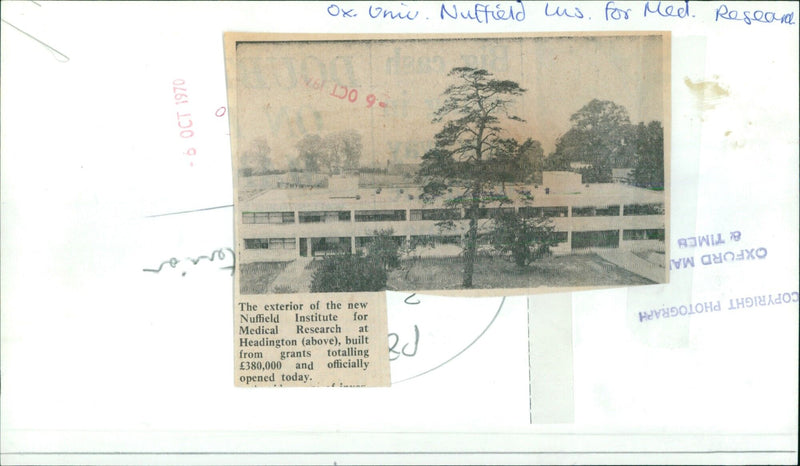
327;3;357;18
644;0;691;19
440;2;526;24
369;3;419;20
544;3;584;19
605;1;631;20
715;4;796;25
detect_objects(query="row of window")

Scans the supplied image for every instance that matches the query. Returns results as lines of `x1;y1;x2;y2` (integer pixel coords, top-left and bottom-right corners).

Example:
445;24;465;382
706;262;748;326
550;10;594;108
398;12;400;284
245;229;665;251
310;237;351;253
474;231;569;245
572;205;621;217
244;238;296;250
354;210;407;222
299;211;351;223
355;236;406;248
242;204;664;224
409;235;462;248
623;229;665;241
409;209;462;221
623;204;665;216
571;229;666;249
242;212;295;224
519;206;569;218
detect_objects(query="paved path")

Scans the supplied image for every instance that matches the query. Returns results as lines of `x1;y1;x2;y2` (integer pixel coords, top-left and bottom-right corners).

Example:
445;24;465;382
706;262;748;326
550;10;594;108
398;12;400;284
269;257;313;293
597;250;666;283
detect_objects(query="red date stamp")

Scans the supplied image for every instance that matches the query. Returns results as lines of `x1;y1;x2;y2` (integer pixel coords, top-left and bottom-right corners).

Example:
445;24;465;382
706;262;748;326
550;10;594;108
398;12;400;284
303;76;388;109
173;79;196;165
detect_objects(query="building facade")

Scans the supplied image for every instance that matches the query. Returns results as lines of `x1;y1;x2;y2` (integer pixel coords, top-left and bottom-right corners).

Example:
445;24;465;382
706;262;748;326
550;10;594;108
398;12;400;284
238;171;665;264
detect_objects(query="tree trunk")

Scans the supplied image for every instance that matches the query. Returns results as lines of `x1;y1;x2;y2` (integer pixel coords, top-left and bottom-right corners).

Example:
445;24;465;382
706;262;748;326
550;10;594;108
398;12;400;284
463;198;479;288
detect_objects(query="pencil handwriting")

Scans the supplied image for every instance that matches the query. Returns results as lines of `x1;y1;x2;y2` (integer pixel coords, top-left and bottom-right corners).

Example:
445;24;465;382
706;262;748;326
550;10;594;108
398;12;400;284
388;325;420;361
143;247;235;276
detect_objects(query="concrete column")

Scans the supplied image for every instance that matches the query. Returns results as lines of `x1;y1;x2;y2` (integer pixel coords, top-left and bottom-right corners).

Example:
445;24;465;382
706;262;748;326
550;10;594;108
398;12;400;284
295;211;301;258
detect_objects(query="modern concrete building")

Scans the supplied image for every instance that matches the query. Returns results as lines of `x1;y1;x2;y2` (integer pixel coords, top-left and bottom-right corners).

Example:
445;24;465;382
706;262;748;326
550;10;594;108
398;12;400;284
238;171;665;264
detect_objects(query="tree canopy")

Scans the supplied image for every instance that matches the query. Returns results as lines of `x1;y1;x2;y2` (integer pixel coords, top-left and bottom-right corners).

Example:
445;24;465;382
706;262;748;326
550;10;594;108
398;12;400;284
630;121;664;189
488;137;545;186
294;130;362;174
366;229;402;271
548;99;636;182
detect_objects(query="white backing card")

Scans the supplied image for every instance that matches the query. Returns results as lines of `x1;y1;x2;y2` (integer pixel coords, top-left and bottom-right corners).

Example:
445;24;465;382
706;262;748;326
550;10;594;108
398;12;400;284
1;1;797;464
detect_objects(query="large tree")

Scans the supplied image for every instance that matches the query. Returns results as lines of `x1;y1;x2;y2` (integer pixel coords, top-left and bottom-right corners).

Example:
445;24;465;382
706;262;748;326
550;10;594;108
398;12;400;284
418;67;526;288
548;99;635;182
630;121;664;189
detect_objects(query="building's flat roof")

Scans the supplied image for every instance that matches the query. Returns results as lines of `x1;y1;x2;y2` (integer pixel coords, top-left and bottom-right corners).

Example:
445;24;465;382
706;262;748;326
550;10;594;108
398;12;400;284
241;181;664;211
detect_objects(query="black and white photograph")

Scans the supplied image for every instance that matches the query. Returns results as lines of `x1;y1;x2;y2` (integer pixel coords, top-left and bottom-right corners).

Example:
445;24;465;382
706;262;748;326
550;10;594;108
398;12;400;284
227;33;670;295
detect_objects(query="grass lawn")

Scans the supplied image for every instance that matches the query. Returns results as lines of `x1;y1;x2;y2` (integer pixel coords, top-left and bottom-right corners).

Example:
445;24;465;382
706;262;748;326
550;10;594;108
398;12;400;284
239;262;289;294
388;253;654;291
241;253;654;294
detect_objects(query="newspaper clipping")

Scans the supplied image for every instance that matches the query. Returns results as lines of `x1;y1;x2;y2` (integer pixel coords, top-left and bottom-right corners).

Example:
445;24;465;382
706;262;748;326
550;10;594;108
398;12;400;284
235;292;389;387
224;32;670;386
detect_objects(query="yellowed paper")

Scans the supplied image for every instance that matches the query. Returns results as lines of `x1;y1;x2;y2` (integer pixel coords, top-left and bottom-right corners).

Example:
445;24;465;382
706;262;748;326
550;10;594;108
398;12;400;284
235;292;389;387
224;32;670;387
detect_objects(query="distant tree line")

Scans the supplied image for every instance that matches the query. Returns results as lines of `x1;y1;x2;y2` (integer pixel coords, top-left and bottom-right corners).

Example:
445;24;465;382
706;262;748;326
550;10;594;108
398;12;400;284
292;130;363;174
239;137;273;177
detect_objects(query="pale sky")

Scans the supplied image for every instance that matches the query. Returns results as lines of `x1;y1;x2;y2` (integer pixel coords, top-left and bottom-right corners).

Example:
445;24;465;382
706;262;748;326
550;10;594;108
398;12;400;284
234;34;666;169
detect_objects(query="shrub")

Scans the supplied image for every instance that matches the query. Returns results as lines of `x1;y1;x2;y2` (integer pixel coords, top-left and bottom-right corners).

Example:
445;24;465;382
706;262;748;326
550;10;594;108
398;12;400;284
490;212;558;267
310;254;387;292
367;229;401;271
